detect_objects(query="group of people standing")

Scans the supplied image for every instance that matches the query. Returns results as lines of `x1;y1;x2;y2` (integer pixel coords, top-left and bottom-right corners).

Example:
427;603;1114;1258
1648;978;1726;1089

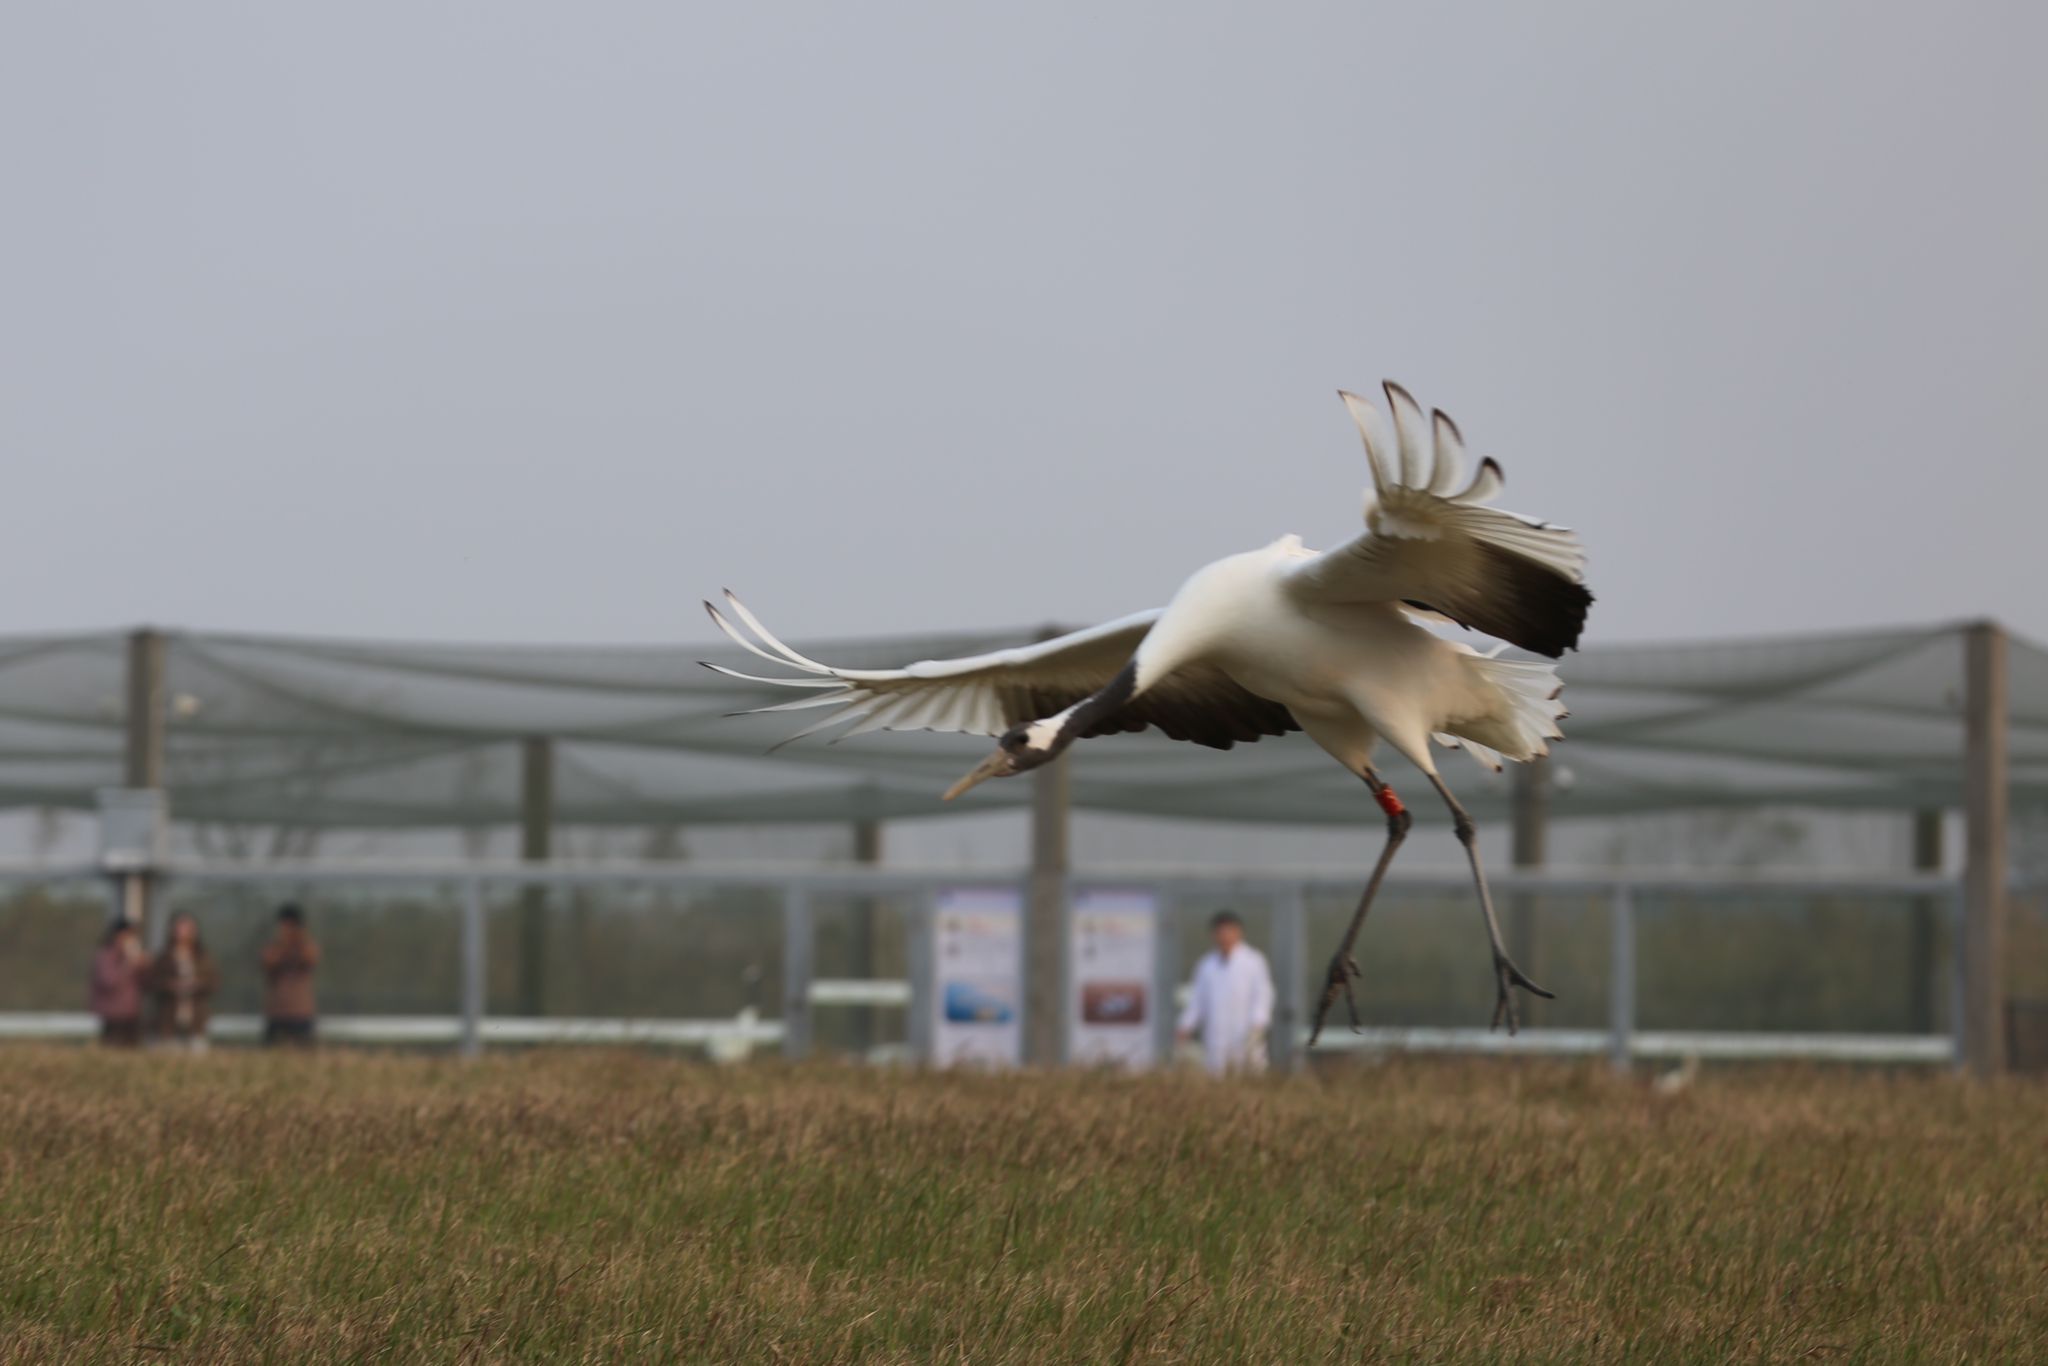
87;904;320;1050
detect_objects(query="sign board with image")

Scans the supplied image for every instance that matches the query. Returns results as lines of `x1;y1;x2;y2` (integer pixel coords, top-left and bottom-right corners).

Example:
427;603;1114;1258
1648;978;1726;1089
1067;888;1160;1070
929;886;1024;1068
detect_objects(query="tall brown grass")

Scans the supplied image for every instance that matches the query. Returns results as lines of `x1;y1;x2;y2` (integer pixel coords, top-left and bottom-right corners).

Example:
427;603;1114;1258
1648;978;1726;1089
1;1049;2042;1363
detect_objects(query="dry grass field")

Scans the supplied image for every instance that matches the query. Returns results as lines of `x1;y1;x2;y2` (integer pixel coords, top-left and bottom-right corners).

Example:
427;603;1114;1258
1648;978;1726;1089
1;1049;2043;1363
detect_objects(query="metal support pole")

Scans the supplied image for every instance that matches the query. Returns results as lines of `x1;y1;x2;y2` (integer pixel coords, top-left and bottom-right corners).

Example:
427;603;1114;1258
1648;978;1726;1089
1907;809;1942;1036
125;629;167;789
1269;885;1306;1072
906;889;935;1064
1960;622;2009;1077
460;878;484;1058
1152;892;1179;1067
122;628;168;937
847;816;882;1057
782;885;813;1061
1510;758;1548;1025
1608;884;1635;1071
1949;884;1968;1068
105;878;128;939
1024;746;1071;1067
515;736;553;1016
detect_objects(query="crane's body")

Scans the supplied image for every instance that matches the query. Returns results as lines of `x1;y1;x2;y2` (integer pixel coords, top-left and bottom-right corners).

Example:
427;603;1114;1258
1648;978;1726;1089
1126;534;1563;782
706;383;1590;1034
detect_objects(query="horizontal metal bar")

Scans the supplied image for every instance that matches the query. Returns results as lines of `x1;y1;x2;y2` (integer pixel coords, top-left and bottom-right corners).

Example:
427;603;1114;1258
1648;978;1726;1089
154;863;995;894
1;1013;1950;1064
0;1012;786;1047
1627;1031;1954;1063
471;1017;785;1046
127;860;1963;899
0;864;106;884
0;860;2035;897
809;979;912;1007
1300;1026;1953;1064
1304;1026;1612;1055
1089;870;1966;898
0;1012;97;1040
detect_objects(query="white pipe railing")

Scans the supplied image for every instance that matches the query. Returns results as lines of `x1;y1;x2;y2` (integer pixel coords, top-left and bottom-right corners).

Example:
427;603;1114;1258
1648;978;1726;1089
0;1011;785;1049
0;861;1979;1068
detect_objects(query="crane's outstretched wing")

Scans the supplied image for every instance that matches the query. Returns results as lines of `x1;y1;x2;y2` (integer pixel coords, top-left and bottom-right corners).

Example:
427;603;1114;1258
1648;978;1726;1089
701;592;1298;750
1285;383;1592;657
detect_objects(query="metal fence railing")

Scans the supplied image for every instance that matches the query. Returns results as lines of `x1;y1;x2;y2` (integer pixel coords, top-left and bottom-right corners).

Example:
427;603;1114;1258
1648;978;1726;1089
0;860;2004;1068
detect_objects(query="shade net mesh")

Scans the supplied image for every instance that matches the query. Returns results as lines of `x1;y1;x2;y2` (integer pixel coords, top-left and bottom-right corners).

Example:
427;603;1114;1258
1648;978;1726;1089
0;621;2041;829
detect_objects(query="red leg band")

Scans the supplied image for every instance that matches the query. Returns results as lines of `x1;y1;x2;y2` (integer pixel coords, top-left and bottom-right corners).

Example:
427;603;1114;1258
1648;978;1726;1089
1373;785;1405;818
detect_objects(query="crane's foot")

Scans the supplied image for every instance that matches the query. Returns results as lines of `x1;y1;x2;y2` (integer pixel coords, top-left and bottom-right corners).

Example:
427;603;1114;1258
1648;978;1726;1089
1308;951;1363;1047
1489;954;1555;1035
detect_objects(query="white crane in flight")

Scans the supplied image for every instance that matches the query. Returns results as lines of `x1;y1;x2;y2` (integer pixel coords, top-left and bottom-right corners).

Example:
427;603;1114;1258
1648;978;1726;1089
706;383;1591;1037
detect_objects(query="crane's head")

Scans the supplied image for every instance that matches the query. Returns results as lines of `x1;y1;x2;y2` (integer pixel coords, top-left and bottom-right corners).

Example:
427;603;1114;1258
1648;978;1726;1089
942;718;1065;801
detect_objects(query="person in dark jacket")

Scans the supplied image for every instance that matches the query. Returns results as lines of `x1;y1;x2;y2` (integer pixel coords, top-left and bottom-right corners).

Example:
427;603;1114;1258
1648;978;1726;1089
259;903;320;1046
87;920;147;1046
147;912;219;1052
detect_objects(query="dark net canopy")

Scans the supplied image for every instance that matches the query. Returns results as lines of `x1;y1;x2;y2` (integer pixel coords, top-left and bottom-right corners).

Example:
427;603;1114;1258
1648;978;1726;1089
0;622;2040;828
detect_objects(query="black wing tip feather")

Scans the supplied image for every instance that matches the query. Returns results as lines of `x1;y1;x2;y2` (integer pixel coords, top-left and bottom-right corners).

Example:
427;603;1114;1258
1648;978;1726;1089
1409;544;1594;657
1535;585;1594;657
1477;541;1593;656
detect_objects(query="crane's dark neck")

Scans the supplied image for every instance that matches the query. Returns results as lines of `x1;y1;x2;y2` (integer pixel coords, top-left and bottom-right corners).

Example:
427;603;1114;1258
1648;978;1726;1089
1031;662;1138;757
1073;662;1138;733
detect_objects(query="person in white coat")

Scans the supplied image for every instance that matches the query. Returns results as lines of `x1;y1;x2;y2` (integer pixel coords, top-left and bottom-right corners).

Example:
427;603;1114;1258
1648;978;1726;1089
1176;911;1275;1076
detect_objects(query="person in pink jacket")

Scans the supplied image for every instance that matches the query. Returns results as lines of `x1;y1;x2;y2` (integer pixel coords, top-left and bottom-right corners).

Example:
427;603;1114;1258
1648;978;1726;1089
87;920;147;1046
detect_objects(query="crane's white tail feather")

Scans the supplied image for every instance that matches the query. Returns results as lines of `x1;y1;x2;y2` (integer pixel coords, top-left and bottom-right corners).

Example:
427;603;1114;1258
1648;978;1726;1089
1434;655;1568;774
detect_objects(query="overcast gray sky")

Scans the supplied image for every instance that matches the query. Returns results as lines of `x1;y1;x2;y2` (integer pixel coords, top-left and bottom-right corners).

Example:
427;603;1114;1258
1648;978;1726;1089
5;2;2044;649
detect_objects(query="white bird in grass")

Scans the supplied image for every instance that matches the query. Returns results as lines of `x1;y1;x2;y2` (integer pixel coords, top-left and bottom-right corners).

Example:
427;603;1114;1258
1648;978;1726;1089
705;383;1591;1037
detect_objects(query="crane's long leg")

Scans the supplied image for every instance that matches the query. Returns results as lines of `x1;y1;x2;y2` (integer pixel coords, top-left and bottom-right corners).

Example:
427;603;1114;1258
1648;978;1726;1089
1308;773;1412;1046
1426;771;1554;1033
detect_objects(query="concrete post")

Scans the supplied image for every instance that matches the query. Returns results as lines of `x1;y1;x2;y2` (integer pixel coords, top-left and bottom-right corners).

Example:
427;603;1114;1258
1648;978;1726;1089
1608;883;1635;1072
120;629;167;936
1024;751;1071;1066
1269;885;1307;1072
1023;627;1071;1067
1960;622;2009;1077
1152;892;1179;1066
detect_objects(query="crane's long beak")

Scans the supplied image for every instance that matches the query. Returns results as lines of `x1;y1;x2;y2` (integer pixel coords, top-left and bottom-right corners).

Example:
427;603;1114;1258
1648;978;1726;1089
942;747;1018;801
